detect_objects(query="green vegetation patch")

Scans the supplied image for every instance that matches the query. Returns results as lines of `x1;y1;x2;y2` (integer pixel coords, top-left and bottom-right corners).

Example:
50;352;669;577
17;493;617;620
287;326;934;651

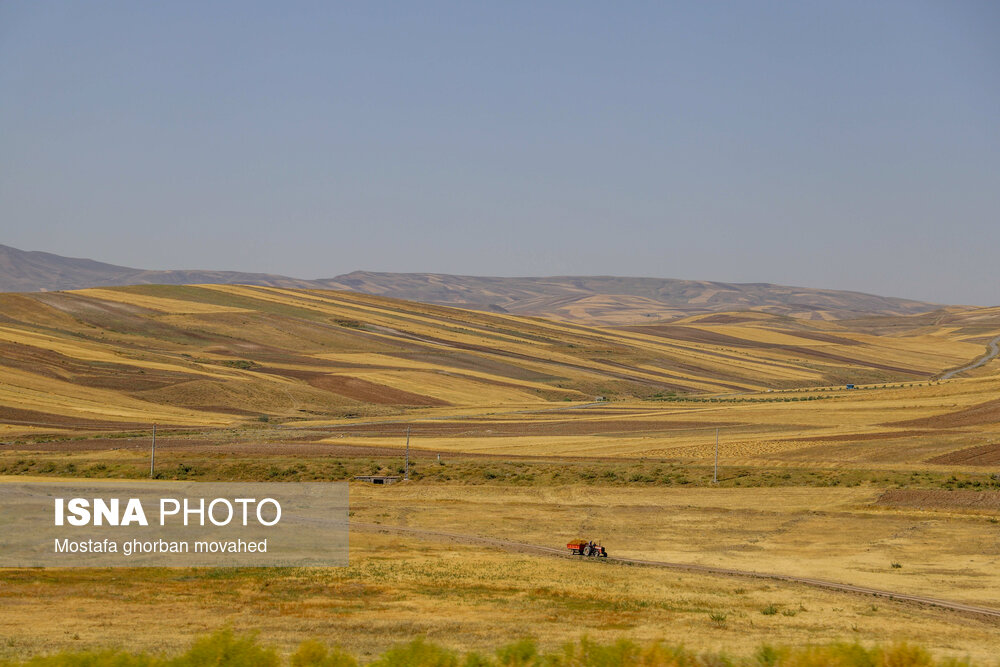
3;450;1000;491
0;631;973;667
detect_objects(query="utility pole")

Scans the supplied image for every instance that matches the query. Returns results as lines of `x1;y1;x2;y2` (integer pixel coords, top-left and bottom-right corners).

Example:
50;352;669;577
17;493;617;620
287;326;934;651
404;426;410;481
149;424;157;478
713;427;719;484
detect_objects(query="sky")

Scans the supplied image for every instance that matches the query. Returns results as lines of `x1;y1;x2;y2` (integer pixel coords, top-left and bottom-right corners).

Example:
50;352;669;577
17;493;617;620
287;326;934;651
1;1;998;305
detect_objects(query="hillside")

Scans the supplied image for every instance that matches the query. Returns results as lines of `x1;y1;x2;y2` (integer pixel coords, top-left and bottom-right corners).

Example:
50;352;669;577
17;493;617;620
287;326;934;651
0;284;993;435
0;244;944;324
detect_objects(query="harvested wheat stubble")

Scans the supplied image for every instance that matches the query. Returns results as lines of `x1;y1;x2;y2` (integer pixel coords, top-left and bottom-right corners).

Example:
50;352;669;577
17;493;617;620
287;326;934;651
318;418;738;437
876;488;1000;511
782;429;959;443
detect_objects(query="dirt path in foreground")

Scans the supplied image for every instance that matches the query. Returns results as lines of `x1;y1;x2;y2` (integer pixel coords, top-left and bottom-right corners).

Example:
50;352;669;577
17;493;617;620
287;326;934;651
352;522;1000;621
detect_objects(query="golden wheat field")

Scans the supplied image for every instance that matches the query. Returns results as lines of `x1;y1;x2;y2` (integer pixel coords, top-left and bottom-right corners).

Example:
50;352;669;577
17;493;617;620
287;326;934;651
2;286;1000;661
1;284;998;435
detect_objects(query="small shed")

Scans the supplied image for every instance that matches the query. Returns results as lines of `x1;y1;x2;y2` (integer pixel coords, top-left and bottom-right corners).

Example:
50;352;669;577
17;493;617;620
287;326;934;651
353;475;401;485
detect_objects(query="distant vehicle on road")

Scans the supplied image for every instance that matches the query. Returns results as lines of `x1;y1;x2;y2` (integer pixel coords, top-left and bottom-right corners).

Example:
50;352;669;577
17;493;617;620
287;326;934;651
567;539;607;557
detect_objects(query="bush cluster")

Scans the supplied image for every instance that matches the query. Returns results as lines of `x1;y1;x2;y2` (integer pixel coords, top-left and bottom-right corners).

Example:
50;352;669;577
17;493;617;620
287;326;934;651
0;631;977;667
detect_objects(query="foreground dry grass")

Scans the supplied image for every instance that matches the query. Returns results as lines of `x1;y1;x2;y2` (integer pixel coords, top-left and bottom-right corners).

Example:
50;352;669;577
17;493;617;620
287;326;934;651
349;484;1000;609
1;531;997;663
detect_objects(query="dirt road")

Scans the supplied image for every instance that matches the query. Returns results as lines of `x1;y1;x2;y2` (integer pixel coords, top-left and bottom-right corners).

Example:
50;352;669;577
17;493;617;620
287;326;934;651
940;334;1000;380
353;521;1000;621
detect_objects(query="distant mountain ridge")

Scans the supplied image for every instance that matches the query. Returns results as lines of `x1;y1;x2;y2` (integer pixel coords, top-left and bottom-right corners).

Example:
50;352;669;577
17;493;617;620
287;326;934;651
323;272;943;323
0;244;317;292
0;243;942;323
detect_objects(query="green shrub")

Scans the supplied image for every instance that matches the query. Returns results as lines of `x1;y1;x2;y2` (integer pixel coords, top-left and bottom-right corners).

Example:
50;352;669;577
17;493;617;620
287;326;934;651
782;643;875;667
289;640;357;667
166;629;279;667
877;644;935;667
549;637;644;666
368;638;459;667
494;638;540;666
755;645;785;667
219;359;257;370
460;653;494;667
2;635;977;667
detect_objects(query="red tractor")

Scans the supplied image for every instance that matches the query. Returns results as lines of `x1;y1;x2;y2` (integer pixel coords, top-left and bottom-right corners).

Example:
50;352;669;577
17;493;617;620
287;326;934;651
567;539;607;558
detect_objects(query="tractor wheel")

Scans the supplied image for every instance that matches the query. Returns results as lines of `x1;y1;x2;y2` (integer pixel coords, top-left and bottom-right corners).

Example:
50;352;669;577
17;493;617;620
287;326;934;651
583;545;592;557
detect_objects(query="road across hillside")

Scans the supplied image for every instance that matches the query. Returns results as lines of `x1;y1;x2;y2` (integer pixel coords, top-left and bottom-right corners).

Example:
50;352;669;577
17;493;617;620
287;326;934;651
354;522;1000;621
940;334;1000;380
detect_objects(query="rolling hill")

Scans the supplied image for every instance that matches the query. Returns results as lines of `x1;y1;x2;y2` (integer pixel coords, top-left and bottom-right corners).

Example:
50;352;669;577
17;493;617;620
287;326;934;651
0;244;943;324
0;284;994;436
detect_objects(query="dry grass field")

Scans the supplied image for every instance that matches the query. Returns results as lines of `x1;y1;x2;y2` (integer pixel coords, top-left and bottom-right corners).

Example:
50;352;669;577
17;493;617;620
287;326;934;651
2;286;1000;662
2;528;999;663
348;484;1000;608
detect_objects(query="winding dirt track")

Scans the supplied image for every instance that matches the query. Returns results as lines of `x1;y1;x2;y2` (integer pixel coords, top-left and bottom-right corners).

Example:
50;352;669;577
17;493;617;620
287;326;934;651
353;522;1000;622
940;334;1000;380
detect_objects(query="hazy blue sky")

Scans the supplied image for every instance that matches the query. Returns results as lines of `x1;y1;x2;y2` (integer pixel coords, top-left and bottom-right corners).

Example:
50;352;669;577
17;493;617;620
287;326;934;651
1;2;997;305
